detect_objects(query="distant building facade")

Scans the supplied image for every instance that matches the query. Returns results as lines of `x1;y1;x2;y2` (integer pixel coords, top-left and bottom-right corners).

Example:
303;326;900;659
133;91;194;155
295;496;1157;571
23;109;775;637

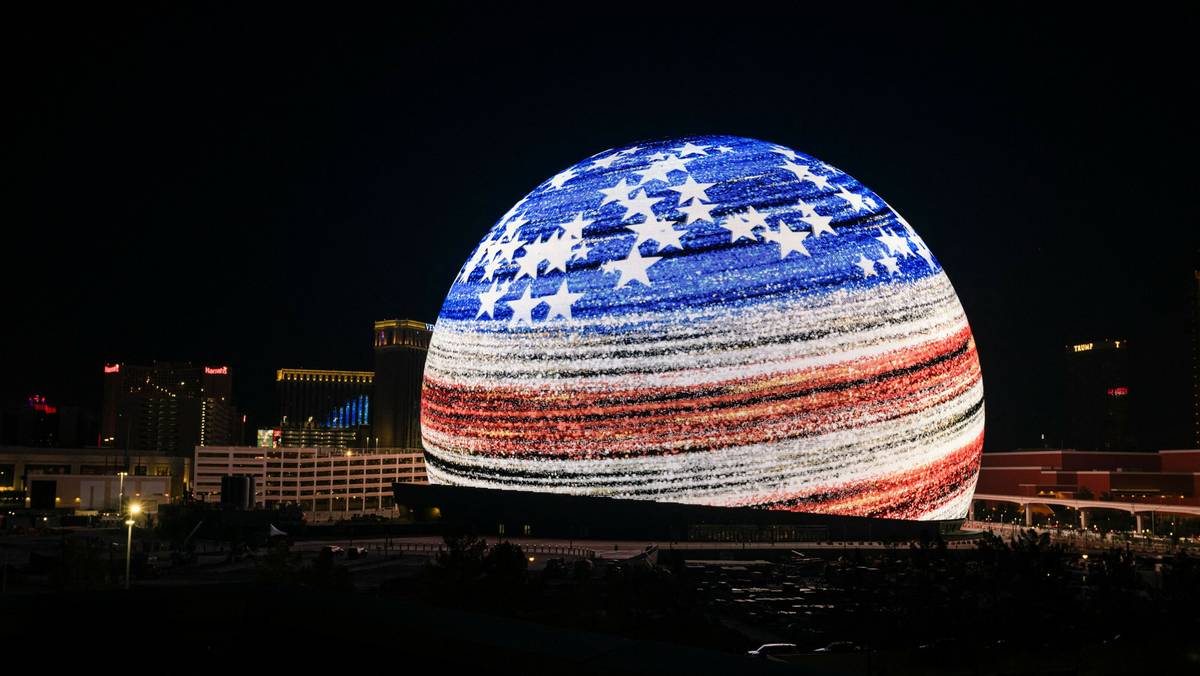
371;319;432;450
976;449;1200;507
1064;339;1133;450
276;369;373;448
193;445;426;515
0;445;189;512
101;362;241;455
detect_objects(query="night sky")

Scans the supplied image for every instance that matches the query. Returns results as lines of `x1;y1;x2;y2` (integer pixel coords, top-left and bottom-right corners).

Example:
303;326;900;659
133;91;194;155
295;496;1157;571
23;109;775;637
5;4;1197;451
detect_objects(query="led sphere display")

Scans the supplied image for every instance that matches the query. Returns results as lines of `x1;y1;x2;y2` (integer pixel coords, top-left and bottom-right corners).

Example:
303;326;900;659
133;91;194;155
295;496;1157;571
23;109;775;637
422;135;984;520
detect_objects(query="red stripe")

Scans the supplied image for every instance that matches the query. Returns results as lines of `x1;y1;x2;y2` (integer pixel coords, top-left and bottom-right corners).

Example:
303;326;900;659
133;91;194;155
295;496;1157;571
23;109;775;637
422;327;980;459
738;430;985;519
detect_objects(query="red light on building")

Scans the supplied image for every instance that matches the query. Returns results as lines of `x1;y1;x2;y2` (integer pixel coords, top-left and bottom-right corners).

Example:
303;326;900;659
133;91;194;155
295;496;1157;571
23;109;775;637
1107;387;1129;396
28;394;57;415
204;366;228;375
104;364;120;374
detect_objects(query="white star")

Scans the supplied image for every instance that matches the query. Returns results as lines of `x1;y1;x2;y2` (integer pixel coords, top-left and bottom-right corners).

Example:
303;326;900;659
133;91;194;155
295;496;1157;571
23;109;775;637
715;145;733;153
599;178;635;207
807;171;832;191
647;220;685;252
543;280;584;321
513;237;545;280
617;145;642;157
762;221;811;258
590;153;620;170
602;245;660;288
571;239;592;261
645;152;668;162
501;212;529;240
547;167;578;190
669;176;715;204
904;224;935;269
633;155;692;185
482;238;507;261
620;189;664;222
458;245;488;282
505;285;543;326
875;228;914;258
855;254;878;278
771;145;800;161
559;212;592;239
481;254;505;281
678;199;717;224
741;206;770;230
875;228;904;257
475;281;509;318
799;211;836;237
719;213;758;243
879;256;902;276
673;142;710;157
780;160;815;183
625;215;684;252
497;197;528;229
794;197;818;216
833;186;868;213
495;236;526;263
541;232;575;274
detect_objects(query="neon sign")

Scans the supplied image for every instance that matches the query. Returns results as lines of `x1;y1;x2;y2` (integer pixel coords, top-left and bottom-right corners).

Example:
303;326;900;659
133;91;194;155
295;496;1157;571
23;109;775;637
204;366;228;375
104;364;120;373
28;395;57;415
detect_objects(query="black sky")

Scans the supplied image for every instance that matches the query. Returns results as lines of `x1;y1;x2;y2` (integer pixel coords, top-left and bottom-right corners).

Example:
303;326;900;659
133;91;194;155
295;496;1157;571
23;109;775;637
4;3;1197;451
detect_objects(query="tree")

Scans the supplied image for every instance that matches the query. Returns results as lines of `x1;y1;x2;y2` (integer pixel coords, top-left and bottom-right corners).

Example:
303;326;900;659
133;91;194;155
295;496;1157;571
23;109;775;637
434;531;487;581
483;540;528;583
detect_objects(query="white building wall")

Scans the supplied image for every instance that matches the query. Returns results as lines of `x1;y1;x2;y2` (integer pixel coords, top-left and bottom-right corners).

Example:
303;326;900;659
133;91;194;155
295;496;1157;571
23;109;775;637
193;446;427;514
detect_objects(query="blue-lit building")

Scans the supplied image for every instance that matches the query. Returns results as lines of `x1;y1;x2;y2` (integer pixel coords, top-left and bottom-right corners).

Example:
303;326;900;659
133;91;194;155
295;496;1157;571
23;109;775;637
276;369;373;448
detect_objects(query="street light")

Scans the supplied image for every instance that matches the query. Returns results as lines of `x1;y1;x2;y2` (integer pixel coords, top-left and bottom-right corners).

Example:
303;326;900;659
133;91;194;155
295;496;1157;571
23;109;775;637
125;503;141;590
117;471;128;515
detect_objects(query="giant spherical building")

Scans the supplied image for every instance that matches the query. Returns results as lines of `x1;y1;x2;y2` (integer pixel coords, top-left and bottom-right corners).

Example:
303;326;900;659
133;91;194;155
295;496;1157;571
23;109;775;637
421;135;983;520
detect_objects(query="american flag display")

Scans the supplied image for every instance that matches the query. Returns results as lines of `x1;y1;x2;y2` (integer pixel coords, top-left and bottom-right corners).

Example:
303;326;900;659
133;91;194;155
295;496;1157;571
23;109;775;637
421;135;984;520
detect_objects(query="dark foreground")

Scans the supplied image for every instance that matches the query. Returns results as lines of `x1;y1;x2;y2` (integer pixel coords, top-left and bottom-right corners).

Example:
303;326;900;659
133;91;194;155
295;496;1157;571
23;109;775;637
1;529;1198;674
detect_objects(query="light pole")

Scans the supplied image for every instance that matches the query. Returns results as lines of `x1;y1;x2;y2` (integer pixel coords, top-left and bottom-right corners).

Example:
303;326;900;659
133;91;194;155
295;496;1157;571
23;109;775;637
117;471;128;515
125;503;141;590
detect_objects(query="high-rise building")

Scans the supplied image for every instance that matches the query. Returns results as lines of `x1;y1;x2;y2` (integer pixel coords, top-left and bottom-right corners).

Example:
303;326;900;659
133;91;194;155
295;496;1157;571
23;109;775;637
276;369;373;448
371;319;432;450
1064;339;1133;451
1192;252;1200;446
101;362;239;455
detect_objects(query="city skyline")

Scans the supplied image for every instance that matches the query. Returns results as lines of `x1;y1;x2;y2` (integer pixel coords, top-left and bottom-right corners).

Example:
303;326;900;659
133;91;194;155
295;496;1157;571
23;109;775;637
2;7;1198;670
4;5;1198;452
